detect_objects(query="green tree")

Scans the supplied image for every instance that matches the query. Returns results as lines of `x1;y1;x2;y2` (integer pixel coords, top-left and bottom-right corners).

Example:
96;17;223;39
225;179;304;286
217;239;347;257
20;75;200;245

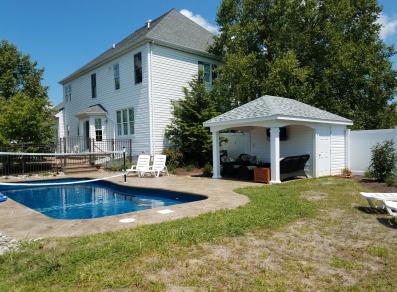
0;40;54;145
165;78;219;166
211;0;397;129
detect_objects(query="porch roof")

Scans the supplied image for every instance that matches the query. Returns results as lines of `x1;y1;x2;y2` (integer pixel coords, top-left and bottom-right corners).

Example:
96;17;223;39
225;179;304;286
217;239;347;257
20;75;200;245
75;104;107;118
204;95;353;128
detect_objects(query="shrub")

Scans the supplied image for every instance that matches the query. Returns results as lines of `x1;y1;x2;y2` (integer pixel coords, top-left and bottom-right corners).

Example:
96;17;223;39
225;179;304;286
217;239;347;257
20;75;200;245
185;164;195;172
203;163;213;177
165;77;219;167
341;168;352;176
385;176;395;187
368;140;397;181
163;148;183;170
364;170;372;178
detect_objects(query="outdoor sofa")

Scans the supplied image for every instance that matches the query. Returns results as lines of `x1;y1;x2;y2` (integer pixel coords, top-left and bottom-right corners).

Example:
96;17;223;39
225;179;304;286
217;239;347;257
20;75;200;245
221;153;310;181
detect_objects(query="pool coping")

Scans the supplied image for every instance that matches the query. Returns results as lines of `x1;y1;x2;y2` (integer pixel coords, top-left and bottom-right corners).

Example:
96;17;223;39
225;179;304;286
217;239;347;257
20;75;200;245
0;173;258;239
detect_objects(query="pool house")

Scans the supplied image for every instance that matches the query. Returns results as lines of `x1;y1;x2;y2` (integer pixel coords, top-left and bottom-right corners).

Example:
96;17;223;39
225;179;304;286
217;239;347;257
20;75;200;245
204;95;353;183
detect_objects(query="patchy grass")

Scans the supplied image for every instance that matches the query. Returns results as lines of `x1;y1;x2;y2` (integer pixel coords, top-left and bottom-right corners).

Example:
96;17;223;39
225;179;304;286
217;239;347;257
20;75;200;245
331;257;364;271
1;177;396;290
0;178;315;290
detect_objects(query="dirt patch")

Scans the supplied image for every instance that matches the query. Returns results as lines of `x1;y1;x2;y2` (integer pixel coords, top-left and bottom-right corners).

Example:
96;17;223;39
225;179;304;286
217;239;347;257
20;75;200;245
356;176;397;193
301;190;328;201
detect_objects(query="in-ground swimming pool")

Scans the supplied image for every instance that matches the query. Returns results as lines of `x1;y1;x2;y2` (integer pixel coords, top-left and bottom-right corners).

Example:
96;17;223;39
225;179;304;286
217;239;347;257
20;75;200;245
0;179;206;220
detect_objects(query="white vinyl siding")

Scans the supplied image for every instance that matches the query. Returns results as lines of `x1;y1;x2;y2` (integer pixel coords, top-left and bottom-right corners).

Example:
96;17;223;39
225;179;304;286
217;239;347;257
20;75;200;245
330;126;346;175
62;45;150;154
150;44;220;154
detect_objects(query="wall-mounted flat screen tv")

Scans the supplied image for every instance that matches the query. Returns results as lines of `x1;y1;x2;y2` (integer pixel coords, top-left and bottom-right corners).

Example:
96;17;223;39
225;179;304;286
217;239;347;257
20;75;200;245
266;127;288;141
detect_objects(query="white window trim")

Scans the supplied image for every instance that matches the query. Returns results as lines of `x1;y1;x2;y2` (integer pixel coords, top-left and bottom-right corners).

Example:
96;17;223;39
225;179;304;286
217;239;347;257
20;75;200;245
116;107;134;136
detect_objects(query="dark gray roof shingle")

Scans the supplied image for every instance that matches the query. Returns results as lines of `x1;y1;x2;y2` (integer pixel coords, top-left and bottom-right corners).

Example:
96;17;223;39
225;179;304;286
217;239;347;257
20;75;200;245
75;104;107;116
60;9;216;84
205;95;352;125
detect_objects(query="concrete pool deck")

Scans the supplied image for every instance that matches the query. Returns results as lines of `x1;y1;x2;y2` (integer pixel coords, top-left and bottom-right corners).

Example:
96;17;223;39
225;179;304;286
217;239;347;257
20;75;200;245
0;173;258;239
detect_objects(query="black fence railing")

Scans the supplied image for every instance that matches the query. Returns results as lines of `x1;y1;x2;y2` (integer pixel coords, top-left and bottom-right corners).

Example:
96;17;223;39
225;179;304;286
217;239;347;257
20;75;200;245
58;137;132;155
0;138;132;176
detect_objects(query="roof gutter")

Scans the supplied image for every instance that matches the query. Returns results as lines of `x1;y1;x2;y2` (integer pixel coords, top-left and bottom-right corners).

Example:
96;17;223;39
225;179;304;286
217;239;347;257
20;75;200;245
59;38;221;85
203;114;353;128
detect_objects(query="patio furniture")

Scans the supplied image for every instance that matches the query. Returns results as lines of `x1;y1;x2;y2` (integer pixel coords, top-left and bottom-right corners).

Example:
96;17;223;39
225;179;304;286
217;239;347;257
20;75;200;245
360;192;397;209
384;200;397;219
280;154;310;181
221;154;258;178
126;154;151;177
144;155;169;177
221;153;309;181
254;167;271;183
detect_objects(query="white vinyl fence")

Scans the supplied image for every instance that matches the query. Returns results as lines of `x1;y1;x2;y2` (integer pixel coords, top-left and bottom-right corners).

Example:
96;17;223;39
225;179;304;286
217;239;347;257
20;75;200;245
348;128;397;175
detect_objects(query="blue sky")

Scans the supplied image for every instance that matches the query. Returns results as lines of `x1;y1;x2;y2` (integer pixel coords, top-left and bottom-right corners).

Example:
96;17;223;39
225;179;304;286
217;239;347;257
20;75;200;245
0;0;396;105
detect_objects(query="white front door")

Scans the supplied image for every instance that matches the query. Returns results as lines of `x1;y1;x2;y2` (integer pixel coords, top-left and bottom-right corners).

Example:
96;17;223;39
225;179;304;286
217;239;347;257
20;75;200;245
316;126;331;177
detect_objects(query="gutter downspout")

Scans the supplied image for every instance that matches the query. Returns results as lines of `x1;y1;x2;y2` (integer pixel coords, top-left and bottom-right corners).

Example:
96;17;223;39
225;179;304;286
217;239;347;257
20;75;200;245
147;41;154;155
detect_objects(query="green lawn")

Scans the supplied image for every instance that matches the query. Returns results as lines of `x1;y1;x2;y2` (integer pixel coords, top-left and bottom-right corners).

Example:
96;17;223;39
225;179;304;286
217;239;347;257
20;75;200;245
0;177;396;290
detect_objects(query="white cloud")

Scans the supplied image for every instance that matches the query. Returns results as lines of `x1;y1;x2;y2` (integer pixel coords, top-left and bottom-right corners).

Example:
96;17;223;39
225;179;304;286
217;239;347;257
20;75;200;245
377;13;397;39
180;9;219;34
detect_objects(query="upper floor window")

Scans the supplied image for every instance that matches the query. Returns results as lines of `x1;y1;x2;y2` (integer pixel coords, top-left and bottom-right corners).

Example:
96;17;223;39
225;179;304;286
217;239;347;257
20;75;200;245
113;63;120;90
212;64;219;85
198;61;211;84
64;84;72;102
116;107;134;136
95;118;103;141
134;52;142;84
91;73;97;98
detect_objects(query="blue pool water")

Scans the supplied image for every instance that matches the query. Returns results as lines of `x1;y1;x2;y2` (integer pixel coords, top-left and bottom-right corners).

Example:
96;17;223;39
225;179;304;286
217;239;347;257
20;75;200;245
0;179;206;220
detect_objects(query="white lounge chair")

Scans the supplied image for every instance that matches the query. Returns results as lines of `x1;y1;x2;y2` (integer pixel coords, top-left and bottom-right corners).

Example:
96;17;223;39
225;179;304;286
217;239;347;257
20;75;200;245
384;200;397;219
360;192;397;209
126;155;151;177
145;155;169;177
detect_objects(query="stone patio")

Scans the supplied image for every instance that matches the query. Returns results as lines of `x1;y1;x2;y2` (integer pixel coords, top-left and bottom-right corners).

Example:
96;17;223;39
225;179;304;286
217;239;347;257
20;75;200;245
0;173;257;239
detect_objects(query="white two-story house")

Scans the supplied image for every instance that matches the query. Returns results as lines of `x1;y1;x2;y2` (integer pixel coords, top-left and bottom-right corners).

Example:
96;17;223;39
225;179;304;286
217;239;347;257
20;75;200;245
56;9;220;155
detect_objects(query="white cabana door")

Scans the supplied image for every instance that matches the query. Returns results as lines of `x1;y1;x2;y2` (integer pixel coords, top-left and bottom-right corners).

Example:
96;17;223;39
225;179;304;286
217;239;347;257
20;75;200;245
317;126;331;176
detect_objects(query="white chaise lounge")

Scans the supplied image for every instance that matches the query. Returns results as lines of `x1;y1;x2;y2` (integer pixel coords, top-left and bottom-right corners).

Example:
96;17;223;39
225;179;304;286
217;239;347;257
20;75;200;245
384;200;397;219
144;155;169;177
126;155;151;177
360;192;397;209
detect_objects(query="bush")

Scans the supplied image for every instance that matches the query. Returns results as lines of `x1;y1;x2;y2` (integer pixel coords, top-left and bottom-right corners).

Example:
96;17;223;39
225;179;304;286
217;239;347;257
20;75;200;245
385;176;395;187
163;148;183;171
165;77;219;167
364;170;372;178
341;168;352;176
185;164;195;172
368;140;397;181
203;163;213;177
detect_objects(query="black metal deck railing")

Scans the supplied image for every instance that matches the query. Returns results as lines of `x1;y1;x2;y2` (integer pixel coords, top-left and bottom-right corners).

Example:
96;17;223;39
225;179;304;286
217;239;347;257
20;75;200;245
0;138;132;176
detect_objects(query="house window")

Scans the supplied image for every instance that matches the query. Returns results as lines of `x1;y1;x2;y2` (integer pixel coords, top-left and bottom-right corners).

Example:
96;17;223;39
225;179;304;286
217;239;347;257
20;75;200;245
91;73;97;98
129;108;134;135
116;111;122;135
95;118;103;141
116;107;134;136
122;109;128;135
212;64;218;85
64;85;72;102
113;63;120;90
134;52;142;84
198;61;211;84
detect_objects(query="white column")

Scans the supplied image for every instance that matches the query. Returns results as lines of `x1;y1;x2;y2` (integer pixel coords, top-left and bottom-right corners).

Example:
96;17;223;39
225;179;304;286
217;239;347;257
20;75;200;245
312;127;318;178
211;130;221;179
270;127;281;184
